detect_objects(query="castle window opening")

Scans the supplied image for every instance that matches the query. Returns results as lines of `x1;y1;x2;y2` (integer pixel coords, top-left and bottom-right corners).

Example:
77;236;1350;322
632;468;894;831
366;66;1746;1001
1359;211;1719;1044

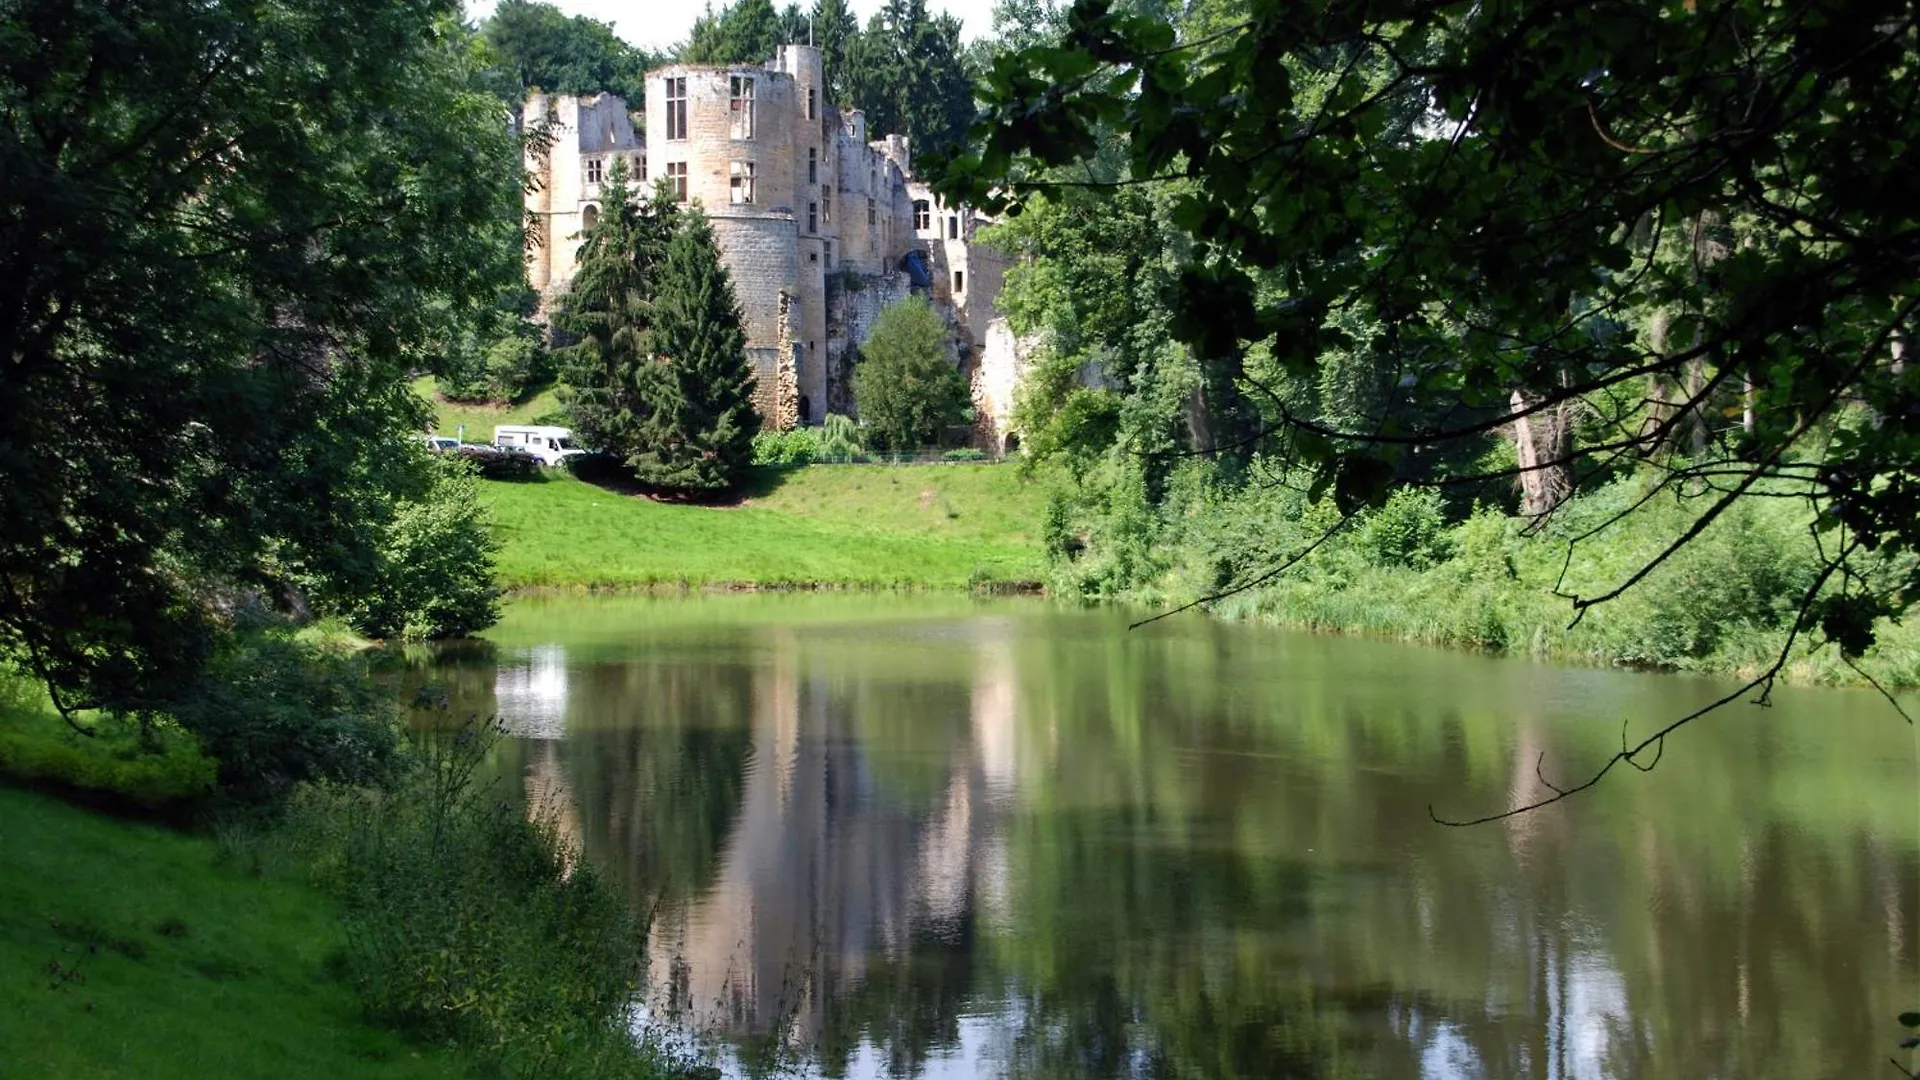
825;241;833;267
913;199;930;231
807;88;816;120
666;162;688;201
947;215;959;239
867;197;875;226
730;160;755;204
581;204;599;232
808;147;817;185
665;77;688;141
953;269;963;293
729;76;755;139
585;157;603;185
808;201;818;233
809;251;818;263
799;394;812;422
822;187;830;222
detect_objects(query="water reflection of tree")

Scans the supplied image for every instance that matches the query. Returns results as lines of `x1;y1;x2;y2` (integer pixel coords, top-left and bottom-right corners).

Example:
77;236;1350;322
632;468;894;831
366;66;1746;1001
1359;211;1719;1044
560;658;756;904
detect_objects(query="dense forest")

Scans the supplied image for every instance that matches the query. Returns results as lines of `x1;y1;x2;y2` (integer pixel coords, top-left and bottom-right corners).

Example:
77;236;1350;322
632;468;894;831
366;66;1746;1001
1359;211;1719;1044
928;0;1919;724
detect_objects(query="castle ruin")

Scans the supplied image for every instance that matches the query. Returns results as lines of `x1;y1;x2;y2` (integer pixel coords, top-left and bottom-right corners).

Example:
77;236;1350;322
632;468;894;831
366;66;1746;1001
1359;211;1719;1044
522;44;1025;449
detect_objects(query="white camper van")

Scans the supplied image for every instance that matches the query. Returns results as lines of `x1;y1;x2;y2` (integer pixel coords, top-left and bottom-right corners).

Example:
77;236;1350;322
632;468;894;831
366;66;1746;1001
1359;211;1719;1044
492;425;582;466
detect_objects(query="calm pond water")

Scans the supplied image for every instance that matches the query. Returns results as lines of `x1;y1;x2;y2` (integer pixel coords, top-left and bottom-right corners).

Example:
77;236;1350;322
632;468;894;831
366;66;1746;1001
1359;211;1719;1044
409;595;1919;1079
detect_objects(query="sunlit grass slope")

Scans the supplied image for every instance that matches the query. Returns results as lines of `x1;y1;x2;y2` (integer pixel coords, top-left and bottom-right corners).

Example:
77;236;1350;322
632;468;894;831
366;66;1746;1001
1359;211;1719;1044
0;785;464;1080
484;467;1046;590
412;375;565;442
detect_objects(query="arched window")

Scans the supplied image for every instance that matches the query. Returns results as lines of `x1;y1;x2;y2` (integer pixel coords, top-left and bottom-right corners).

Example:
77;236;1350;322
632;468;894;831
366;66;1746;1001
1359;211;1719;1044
798;395;813;424
581;204;599;233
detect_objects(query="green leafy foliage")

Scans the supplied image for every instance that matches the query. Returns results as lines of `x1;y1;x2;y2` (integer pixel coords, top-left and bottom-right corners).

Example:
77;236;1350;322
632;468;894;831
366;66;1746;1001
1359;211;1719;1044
0;0;521;717
852;296;972;452
844;0;977;157
753;427;822;466
943;0;1920;662
166;634;404;805
480;0;659;103
286;726;669;1079
317;458;503;641
682;0;806;66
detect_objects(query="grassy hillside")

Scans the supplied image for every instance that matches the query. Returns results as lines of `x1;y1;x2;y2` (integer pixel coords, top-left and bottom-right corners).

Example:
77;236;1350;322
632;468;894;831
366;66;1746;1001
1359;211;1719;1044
412;375;565;443
485;467;1046;590
0;783;465;1080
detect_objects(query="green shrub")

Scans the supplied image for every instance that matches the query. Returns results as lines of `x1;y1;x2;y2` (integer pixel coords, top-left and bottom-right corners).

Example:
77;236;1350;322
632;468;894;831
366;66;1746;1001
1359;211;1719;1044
456;443;543;481
286;725;668;1079
817;413;865;460
751;427;821;467
1357;487;1451;569
852;296;972;452
332;458;502;640
166;634;403;805
942;447;987;462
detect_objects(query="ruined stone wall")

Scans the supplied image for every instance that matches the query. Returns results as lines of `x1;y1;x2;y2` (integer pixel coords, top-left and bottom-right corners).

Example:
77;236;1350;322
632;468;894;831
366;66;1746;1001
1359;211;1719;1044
824;271;912;417
525;93;641;298
974;317;1034;452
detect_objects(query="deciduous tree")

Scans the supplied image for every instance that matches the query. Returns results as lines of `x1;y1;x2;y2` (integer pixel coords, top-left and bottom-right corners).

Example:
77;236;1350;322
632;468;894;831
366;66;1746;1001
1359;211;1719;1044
853;296;971;452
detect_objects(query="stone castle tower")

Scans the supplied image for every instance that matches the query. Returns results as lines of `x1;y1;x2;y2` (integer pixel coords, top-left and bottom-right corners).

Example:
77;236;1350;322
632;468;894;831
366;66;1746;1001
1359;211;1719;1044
524;44;1023;447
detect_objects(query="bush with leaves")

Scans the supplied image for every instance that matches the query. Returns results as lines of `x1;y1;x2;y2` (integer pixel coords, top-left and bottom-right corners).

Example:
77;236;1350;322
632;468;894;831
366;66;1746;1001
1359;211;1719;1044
1356;488;1451;570
752;427;821;467
316;456;502;642
165;634;403;805
287;724;670;1079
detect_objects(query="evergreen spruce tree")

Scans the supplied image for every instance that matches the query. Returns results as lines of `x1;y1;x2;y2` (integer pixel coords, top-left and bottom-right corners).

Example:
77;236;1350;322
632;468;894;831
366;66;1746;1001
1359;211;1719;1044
555;158;678;463
632;208;762;491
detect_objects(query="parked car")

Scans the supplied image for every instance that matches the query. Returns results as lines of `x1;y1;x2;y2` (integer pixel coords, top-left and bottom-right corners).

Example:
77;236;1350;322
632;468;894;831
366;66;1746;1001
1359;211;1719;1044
454;442;541;480
423;435;461;452
492;425;583;467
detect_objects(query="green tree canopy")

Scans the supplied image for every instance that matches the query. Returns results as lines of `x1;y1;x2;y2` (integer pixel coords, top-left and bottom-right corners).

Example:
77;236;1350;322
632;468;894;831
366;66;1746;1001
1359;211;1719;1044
631;209;762;491
480;0;659;103
853;296;972;452
0;0;522;716
681;0;807;65
847;0;977;158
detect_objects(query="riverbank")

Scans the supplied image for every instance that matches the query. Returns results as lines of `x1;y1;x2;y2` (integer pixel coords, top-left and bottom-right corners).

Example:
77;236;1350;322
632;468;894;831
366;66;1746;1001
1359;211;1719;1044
0;782;467;1080
484;466;1046;592
1130;483;1920;690
0;682;690;1080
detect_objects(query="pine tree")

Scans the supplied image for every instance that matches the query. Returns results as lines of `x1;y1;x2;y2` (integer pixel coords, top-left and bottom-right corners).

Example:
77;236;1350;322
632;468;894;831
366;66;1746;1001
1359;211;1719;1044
631;208;761;491
555;158;678;465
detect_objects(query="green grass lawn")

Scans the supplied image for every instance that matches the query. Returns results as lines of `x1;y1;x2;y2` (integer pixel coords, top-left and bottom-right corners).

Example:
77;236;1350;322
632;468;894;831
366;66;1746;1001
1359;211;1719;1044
0;783;465;1080
412;375;565;443
485;465;1047;590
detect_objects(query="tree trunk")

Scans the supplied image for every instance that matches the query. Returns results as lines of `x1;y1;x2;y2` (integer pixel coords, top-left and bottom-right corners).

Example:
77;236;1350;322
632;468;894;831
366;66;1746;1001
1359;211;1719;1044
1512;387;1574;518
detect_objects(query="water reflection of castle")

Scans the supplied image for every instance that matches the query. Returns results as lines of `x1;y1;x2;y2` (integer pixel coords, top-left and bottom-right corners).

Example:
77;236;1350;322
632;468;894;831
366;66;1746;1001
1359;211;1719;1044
645;630;1022;1044
485;626;1027;1059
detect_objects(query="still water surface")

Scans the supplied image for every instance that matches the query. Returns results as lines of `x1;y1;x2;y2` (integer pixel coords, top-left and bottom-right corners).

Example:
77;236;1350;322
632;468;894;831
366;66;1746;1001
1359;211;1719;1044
413;595;1919;1079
